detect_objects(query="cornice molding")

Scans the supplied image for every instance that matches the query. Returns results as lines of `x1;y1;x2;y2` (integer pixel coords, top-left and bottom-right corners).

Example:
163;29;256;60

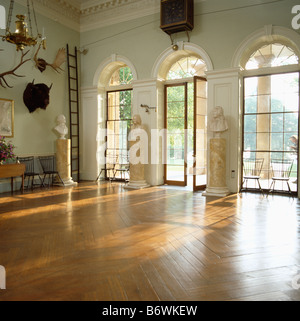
15;0;81;31
80;0;160;32
15;0;161;33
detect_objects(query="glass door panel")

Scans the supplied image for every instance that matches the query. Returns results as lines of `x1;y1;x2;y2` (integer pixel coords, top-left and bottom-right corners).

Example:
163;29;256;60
164;84;187;186
106;90;132;180
193;77;207;191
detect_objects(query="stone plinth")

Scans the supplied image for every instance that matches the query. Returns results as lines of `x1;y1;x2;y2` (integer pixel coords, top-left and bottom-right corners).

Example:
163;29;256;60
203;138;230;197
124;139;150;190
55;139;77;186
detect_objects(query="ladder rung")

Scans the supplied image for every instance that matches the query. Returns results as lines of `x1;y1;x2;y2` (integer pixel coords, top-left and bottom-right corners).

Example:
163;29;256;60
68;53;76;57
70;77;77;80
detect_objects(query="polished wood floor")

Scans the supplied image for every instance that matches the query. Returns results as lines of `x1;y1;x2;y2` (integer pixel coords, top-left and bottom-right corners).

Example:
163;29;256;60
0;181;300;301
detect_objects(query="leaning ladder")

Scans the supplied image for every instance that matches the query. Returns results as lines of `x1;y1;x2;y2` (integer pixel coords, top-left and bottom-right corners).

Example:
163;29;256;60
66;44;80;183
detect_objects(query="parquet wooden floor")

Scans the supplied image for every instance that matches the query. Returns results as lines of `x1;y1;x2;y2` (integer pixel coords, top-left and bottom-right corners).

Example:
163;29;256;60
0;181;300;301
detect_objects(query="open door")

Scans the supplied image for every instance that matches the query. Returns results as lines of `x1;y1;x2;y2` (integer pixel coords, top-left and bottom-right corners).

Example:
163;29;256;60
193;76;207;191
164;83;188;186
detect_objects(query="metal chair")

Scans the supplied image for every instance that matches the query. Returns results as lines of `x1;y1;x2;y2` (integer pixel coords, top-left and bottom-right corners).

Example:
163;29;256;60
96;151;118;182
241;158;264;194
113;152;130;182
17;156;44;189
38;155;64;187
269;159;294;196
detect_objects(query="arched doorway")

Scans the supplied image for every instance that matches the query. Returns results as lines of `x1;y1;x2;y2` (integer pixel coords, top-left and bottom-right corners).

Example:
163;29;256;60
164;56;207;191
153;43;212;191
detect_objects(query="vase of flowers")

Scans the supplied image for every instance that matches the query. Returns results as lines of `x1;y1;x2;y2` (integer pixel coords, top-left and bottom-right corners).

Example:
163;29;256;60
0;136;16;164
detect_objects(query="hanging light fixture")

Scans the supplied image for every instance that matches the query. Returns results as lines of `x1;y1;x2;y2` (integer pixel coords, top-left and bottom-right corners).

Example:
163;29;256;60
1;0;42;51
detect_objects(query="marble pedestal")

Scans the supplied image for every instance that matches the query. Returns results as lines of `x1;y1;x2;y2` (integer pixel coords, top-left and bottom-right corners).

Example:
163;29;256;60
124;161;150;190
124;180;150;190
203;138;230;197
55;139;77;186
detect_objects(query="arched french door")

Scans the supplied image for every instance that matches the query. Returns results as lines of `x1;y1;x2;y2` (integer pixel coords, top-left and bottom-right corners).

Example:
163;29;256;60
105;66;133;181
163;56;208;191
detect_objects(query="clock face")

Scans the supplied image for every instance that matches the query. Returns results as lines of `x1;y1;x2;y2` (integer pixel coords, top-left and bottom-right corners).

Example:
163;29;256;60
161;0;186;25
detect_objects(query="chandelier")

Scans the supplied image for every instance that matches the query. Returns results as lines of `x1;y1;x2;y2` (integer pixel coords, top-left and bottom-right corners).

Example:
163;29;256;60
1;0;42;51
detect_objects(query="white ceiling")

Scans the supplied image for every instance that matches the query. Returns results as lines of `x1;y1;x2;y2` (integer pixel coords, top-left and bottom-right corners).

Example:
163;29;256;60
13;0;160;32
14;0;205;33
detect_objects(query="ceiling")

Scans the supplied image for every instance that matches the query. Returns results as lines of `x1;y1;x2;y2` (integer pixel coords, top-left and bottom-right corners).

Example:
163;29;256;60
14;0;206;33
17;0;161;32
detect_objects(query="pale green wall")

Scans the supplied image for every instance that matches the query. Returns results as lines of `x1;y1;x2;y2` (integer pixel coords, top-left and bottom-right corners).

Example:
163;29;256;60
0;2;80;158
80;0;300;86
1;0;299;192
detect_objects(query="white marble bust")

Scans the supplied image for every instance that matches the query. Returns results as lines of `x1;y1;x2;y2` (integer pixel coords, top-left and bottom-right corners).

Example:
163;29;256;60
132;114;142;129
54;114;68;139
208;106;228;137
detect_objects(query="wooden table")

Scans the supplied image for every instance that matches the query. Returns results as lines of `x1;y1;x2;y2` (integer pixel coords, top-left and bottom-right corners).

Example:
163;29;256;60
0;163;26;193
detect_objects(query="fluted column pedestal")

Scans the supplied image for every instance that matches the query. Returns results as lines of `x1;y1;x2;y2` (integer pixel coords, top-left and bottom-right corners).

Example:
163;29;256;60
203;138;230;197
124;150;150;190
124;162;150;190
55;139;77;186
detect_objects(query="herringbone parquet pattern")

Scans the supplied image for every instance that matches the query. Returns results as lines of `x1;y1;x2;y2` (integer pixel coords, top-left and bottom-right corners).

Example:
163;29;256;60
0;182;299;301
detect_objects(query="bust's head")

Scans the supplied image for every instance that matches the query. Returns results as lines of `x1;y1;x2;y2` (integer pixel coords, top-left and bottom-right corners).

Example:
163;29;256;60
57;114;66;124
132;114;141;125
212;106;224;119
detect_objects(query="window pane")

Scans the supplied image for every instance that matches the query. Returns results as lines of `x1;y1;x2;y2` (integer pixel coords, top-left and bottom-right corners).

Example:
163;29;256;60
167;56;206;80
245;43;298;70
243;72;299;193
244;114;257;133
109;67;133;86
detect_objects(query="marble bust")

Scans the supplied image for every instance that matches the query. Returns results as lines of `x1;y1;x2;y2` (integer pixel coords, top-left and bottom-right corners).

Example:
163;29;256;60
208;106;228;137
132;114;142;129
54;114;68;139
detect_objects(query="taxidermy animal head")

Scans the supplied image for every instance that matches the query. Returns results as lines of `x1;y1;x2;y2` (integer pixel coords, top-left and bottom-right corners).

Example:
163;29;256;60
34;43;66;73
23;80;53;113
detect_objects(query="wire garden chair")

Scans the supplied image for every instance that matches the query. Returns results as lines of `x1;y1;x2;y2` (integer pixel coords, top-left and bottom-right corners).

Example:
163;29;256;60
269;159;294;196
96;152;118;182
38;155;65;187
241;158;264;194
17;156;44;189
113;152;130;182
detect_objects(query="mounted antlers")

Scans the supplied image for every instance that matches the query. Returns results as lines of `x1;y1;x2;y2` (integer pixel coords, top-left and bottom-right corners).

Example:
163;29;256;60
0;50;31;88
34;43;66;73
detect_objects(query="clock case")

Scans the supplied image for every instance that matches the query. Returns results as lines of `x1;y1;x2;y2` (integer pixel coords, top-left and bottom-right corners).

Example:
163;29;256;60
160;0;194;35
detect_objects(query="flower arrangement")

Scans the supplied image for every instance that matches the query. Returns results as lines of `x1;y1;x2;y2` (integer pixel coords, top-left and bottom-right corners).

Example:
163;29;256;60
0;136;15;164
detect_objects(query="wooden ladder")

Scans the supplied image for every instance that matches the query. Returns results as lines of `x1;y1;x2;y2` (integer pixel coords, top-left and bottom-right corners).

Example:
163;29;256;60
66;44;80;183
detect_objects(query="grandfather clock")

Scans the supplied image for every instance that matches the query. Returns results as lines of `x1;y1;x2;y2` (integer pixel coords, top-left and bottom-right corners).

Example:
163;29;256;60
160;0;194;35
